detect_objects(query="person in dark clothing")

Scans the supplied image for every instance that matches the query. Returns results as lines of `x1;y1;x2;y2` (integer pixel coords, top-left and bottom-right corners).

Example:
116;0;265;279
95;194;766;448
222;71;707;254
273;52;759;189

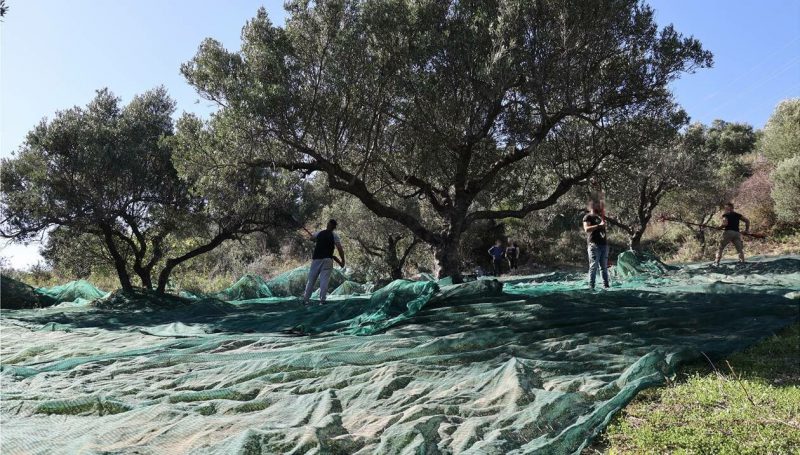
488;240;505;276
303;219;345;305
714;202;750;266
582;201;609;289
506;241;520;272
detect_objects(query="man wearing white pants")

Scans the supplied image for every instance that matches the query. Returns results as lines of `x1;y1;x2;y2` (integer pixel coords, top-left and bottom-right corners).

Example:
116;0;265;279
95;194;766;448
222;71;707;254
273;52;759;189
303;219;345;305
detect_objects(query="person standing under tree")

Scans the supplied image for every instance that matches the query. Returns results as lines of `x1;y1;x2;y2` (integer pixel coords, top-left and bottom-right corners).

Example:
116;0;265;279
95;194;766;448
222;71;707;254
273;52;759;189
303;219;345;305
714;202;750;266
488;240;505;276
583;201;610;289
506;241;520;272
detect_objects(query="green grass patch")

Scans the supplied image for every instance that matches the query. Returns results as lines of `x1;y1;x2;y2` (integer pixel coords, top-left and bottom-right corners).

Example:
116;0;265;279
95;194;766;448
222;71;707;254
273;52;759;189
590;324;800;455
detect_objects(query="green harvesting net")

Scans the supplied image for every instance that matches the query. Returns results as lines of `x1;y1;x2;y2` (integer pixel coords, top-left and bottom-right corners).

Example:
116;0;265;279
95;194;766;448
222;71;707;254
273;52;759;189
330;280;367;296
1;256;798;454
211;274;274;301
35;279;108;304
614;250;677;278
265;265;347;297
0;277;107;309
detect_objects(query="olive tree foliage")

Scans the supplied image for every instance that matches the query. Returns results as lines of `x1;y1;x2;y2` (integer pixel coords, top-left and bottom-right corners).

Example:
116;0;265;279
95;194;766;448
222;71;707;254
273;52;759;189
660;122;752;250
759;98;800;164
182;0;711;280
167;113;306;291
41;227;118;279
323;194;423;280
1;88;298;293
705;119;758;157
771;155;800;224
601;110;713;251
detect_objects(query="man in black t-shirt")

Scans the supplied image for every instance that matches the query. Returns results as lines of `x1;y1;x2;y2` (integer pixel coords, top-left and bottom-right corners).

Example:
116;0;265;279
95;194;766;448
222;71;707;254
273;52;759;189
582;201;609;289
303;219;346;305
714;202;750;266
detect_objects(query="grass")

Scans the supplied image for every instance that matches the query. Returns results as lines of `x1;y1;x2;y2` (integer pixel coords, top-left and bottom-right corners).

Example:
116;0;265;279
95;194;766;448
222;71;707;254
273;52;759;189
587;324;800;455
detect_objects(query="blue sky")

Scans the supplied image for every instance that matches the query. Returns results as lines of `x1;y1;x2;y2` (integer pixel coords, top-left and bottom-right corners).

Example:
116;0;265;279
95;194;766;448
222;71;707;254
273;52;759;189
1;0;798;269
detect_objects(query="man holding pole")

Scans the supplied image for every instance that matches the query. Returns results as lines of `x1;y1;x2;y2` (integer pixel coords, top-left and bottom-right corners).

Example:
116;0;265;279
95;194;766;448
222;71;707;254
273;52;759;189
714;202;750;266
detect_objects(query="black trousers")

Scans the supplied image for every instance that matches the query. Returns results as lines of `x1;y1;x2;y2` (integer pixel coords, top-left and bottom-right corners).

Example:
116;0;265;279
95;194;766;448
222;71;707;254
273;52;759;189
492;258;503;276
508;256;518;270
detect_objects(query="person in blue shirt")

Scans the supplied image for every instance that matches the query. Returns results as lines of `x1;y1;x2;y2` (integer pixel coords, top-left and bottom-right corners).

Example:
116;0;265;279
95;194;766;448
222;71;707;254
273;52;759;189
488;240;505;276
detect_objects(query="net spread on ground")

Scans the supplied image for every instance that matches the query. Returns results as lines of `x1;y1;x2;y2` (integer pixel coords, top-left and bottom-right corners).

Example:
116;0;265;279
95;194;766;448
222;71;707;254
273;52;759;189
1;255;798;454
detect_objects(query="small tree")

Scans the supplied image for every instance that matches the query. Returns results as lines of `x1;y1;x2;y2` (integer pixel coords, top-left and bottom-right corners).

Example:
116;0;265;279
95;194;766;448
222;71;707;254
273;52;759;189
324;195;422;280
182;1;711;280
41;227;117;279
600;110;708;251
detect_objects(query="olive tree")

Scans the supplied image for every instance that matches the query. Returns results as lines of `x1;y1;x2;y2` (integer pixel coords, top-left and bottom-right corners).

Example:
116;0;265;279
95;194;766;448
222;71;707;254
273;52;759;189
182;0;711;280
1;88;298;293
601;110;719;251
660;122;752;252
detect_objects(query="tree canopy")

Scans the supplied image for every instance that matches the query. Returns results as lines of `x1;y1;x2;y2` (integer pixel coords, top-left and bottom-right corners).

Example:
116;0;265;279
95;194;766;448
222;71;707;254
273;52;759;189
182;0;712;280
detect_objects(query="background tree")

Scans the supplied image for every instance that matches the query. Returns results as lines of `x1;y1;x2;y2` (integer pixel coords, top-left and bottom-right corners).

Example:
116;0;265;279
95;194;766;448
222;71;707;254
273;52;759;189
706;119;758;157
1;88;297;293
323;195;423;280
0;0;8;18
602;111;702;251
1;88;183;290
41;227;118;280
658;121;753;253
771;155;800;224
759;98;800;164
181;0;711;280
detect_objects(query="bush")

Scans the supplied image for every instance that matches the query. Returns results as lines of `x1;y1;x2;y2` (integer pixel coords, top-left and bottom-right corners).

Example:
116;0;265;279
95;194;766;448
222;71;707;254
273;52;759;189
771;155;800;224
